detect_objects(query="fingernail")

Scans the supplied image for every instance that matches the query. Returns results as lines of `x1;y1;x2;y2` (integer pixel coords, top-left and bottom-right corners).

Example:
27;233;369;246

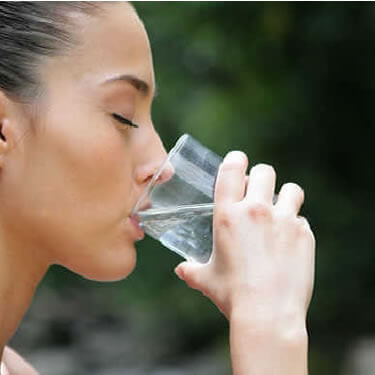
224;151;247;164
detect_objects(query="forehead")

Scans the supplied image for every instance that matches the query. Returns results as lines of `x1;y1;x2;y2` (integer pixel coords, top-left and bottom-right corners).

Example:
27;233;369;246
54;3;155;92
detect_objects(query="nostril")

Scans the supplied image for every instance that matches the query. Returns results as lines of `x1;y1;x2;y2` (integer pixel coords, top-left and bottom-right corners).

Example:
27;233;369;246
136;165;158;186
143;175;152;185
156;162;174;185
136;159;174;187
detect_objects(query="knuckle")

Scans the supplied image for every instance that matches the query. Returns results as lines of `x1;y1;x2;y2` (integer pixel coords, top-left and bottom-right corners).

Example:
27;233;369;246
278;215;296;233
215;205;234;228
220;163;243;173
247;201;271;220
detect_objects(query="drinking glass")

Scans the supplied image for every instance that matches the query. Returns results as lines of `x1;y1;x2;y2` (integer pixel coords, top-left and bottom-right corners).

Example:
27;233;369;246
132;134;222;263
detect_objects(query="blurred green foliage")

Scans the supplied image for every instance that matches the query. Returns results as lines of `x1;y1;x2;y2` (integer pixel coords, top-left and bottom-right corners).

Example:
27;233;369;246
43;3;375;374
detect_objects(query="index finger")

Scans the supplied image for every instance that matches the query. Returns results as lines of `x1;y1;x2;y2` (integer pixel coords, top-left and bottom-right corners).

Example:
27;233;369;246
214;151;248;205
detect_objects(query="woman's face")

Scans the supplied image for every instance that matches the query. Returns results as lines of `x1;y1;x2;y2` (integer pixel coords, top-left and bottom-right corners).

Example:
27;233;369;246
0;4;167;281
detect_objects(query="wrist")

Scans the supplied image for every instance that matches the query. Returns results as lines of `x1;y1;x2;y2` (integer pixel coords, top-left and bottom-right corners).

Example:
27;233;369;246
229;307;309;375
229;302;308;344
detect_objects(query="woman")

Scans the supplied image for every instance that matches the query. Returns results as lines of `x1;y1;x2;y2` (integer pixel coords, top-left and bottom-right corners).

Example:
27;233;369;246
0;3;315;375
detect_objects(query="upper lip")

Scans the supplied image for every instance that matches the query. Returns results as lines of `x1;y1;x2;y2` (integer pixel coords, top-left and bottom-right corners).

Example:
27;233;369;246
133;200;152;213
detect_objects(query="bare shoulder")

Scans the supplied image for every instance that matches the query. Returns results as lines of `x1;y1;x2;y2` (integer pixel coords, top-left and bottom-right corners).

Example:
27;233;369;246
3;346;39;375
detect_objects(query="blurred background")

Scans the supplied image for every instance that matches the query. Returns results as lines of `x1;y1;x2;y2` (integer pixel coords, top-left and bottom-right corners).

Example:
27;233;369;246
9;2;375;374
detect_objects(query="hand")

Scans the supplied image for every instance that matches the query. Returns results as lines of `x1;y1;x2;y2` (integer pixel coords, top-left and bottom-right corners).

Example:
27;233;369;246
175;151;315;325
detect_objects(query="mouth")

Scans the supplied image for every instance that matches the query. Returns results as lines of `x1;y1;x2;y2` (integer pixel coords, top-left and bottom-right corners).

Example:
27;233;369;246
128;199;152;239
129;215;145;241
127;196;153;241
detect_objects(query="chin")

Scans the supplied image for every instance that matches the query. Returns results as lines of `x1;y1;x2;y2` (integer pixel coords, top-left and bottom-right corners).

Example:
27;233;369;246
67;244;137;282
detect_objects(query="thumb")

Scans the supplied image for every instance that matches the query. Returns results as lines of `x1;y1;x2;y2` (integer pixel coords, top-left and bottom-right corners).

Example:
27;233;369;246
175;261;209;291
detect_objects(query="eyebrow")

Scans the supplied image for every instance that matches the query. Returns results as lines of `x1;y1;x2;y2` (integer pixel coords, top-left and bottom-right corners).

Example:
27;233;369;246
101;74;157;98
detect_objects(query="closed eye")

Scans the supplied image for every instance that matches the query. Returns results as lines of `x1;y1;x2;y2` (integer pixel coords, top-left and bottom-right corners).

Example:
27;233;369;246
111;113;139;128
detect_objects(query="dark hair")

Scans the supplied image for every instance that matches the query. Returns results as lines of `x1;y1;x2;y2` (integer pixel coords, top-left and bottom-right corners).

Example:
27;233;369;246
0;2;101;101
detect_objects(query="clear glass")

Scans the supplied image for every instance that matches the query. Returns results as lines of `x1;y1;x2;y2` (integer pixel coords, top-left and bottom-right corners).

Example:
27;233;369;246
132;134;222;263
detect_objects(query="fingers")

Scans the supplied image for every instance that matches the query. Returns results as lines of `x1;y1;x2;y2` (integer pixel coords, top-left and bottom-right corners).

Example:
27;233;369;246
275;182;304;216
215;154;303;218
245;164;276;205
214;151;248;205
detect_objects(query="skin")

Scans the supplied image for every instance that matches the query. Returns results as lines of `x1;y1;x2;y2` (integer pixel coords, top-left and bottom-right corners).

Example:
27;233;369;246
176;157;315;374
0;4;168;373
0;3;315;374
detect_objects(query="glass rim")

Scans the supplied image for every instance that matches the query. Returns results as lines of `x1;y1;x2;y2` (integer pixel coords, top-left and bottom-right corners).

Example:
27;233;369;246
131;133;190;215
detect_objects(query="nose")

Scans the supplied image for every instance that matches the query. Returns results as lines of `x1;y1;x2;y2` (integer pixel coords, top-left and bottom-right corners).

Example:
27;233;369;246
134;131;174;187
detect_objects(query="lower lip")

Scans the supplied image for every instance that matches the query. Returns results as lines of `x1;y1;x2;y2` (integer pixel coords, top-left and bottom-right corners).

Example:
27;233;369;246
129;217;145;241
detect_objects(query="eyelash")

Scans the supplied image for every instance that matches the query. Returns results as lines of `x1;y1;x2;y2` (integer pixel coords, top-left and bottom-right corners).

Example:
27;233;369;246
111;113;139;128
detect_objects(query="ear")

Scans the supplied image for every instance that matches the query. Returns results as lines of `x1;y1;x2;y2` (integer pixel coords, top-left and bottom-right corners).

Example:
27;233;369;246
0;92;9;164
0;90;30;170
0;89;26;170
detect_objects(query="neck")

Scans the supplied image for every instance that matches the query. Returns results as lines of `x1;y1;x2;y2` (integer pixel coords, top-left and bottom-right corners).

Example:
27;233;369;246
0;226;48;356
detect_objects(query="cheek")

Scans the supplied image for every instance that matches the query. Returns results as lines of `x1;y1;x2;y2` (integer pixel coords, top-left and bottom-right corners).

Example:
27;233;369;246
18;113;135;250
54;125;134;222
